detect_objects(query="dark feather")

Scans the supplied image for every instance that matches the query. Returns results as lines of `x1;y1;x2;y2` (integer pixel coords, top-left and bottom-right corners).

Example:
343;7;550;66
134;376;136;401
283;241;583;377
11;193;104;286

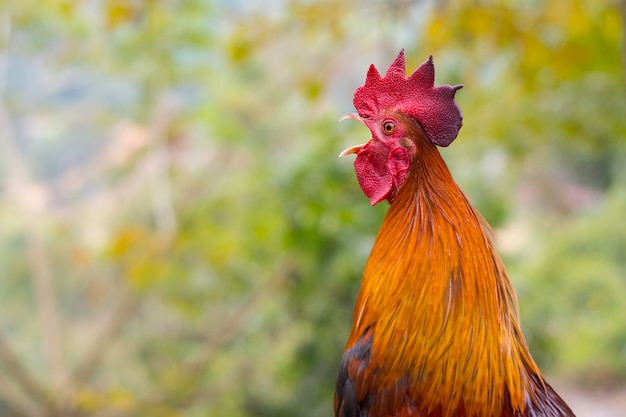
335;329;415;417
335;330;372;417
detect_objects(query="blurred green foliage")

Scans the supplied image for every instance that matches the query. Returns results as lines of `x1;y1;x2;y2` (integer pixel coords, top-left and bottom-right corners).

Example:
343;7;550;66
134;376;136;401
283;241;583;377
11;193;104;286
0;0;624;416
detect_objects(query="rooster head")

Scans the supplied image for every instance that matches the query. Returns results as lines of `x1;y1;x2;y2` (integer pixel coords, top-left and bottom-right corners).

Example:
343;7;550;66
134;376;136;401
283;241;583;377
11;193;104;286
340;50;463;205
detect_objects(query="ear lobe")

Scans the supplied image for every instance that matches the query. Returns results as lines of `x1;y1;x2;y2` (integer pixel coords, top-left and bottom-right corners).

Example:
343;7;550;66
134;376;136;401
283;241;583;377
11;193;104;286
388;147;411;192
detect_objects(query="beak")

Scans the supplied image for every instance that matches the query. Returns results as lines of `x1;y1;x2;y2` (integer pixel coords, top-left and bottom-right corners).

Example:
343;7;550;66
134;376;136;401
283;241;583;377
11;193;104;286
339;112;364;124
338;144;364;157
339;112;366;157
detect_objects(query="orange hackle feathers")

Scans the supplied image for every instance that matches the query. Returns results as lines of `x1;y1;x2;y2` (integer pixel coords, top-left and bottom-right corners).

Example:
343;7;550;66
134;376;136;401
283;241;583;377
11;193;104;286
335;53;575;417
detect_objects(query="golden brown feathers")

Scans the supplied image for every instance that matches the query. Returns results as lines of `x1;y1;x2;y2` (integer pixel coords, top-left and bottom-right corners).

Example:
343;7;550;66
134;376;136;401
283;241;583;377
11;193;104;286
335;116;574;417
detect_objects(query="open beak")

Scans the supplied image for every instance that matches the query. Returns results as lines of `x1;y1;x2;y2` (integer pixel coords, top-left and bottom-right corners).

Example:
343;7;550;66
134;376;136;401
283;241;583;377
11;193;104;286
338;144;364;157
339;112;363;124
339;112;366;157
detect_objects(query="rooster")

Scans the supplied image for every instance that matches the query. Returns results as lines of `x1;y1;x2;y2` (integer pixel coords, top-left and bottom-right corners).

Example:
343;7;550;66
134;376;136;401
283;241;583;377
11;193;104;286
335;50;575;417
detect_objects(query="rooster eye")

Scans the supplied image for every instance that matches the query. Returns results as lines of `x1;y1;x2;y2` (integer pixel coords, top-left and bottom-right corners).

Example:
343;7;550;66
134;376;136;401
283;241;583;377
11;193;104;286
382;121;396;135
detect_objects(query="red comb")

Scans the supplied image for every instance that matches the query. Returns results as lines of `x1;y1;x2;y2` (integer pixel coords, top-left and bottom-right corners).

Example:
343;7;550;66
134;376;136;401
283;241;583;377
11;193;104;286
353;50;463;147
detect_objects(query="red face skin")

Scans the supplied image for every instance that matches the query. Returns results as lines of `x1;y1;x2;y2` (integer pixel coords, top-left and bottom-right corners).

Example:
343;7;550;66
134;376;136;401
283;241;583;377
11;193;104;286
352;114;417;206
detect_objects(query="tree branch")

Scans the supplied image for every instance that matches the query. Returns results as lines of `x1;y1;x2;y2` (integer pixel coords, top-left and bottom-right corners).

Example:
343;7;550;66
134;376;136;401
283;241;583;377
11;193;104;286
0;376;44;417
72;291;139;385
0;12;68;414
147;92;178;238
0;335;56;412
24;222;69;397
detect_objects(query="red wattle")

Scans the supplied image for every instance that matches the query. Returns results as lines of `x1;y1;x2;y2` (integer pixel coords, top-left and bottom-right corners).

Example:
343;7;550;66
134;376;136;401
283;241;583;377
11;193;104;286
354;142;393;206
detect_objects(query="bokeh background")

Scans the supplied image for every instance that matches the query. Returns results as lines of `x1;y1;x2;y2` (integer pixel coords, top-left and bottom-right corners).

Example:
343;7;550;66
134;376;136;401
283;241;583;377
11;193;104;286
0;0;625;416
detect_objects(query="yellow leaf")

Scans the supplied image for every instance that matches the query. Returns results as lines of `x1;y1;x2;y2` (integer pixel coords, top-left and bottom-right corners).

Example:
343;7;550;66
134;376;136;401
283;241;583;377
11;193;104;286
106;1;136;29
425;13;451;48
111;227;143;256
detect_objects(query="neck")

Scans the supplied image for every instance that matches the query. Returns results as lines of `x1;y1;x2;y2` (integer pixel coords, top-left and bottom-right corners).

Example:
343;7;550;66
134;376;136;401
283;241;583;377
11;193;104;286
347;142;545;416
